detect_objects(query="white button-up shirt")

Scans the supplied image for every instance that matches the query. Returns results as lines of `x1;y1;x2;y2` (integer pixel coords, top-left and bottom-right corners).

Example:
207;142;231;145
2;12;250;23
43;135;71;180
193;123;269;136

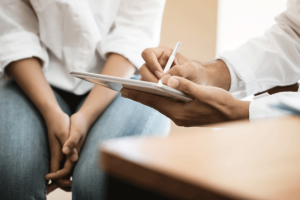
217;0;300;120
0;0;165;94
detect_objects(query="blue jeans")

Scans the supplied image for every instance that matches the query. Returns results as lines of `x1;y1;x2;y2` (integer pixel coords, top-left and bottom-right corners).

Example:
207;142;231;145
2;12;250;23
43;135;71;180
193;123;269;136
0;80;170;200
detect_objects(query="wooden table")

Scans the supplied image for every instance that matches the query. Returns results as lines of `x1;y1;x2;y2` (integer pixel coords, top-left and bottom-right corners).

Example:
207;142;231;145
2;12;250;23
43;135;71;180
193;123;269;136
100;116;300;200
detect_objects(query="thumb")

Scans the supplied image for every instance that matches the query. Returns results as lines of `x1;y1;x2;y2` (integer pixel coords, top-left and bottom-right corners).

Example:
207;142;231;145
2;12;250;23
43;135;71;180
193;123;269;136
62;131;82;161
167;76;201;97
167;76;218;104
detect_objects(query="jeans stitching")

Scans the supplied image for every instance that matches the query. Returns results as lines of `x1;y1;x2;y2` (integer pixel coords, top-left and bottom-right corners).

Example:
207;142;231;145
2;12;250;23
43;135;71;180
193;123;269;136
141;110;158;137
43;179;48;200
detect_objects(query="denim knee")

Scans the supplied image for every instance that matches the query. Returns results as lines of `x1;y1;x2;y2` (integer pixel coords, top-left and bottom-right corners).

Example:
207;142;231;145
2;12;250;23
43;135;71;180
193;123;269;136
0;80;50;200
0;147;49;200
72;154;106;200
0;119;49;199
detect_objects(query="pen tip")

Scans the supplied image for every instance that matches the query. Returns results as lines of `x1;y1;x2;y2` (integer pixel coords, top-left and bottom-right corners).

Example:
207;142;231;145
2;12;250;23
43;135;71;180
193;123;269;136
175;42;182;52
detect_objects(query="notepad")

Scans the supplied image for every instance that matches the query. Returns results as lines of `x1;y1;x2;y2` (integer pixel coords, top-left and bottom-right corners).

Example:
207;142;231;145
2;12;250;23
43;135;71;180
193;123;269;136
70;71;193;102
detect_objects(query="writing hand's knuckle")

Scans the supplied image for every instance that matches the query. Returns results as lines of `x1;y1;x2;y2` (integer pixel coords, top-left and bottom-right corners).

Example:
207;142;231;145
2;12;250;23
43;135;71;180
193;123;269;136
170;65;178;75
162;47;172;55
188;62;195;68
187;63;195;73
177;67;185;77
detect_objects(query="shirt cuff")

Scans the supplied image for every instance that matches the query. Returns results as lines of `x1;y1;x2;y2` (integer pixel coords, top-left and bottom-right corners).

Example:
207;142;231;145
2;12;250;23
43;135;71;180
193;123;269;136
213;57;247;99
217;51;258;96
227;63;241;93
0;32;49;78
214;57;243;93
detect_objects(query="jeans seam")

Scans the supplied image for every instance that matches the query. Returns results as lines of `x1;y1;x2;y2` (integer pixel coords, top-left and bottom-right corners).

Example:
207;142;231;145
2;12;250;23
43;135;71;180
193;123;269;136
141;110;157;137
43;179;48;200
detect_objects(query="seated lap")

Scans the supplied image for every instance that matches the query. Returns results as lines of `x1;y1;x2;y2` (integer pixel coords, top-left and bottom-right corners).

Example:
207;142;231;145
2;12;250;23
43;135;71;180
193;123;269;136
0;80;170;200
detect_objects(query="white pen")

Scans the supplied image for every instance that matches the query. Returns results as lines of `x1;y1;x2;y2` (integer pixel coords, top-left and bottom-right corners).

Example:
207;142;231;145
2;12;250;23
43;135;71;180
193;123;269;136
158;41;182;86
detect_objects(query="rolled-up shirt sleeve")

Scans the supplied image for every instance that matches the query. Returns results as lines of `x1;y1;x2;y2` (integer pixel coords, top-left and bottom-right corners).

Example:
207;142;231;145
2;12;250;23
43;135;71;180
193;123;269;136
0;0;48;78
216;0;300;99
98;0;165;72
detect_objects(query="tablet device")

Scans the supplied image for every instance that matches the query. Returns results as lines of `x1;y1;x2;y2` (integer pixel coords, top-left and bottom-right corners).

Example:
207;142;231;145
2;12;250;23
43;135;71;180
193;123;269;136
70;71;193;102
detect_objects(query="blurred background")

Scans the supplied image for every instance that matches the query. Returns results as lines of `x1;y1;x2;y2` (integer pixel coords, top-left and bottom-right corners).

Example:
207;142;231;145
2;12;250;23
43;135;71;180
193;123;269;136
48;0;286;199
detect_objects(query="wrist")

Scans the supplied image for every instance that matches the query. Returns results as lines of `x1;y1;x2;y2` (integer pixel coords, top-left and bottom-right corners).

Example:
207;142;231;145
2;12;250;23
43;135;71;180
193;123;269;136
74;109;96;130
204;60;231;91
76;85;119;127
233;101;250;120
42;104;64;123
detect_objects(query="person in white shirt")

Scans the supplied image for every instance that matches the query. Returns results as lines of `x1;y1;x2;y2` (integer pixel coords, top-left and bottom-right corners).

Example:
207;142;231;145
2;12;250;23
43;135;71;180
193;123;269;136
0;0;169;199
120;0;300;126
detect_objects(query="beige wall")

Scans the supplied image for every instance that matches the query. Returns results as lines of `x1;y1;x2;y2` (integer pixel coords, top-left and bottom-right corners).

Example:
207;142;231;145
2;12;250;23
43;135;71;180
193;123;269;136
160;0;218;62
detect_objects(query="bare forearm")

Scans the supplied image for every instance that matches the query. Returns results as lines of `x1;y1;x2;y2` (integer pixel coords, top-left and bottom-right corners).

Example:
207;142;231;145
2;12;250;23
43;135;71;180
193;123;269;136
78;53;135;127
6;58;61;119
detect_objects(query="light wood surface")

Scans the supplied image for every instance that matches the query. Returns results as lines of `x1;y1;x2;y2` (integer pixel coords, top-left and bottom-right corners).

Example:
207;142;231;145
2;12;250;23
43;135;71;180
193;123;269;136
101;116;300;200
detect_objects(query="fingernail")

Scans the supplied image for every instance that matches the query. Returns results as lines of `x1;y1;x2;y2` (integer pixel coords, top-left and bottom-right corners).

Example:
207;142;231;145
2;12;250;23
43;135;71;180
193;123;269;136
161;74;171;84
121;92;128;98
168;78;179;88
63;147;71;154
155;70;163;79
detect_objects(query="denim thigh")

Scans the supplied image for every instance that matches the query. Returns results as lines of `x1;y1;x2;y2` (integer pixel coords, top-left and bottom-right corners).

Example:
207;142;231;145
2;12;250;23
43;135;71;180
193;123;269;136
0;80;71;200
72;93;170;200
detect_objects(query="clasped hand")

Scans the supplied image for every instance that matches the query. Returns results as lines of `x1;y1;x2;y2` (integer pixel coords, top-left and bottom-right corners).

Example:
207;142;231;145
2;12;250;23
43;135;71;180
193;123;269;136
121;47;250;126
43;110;88;194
